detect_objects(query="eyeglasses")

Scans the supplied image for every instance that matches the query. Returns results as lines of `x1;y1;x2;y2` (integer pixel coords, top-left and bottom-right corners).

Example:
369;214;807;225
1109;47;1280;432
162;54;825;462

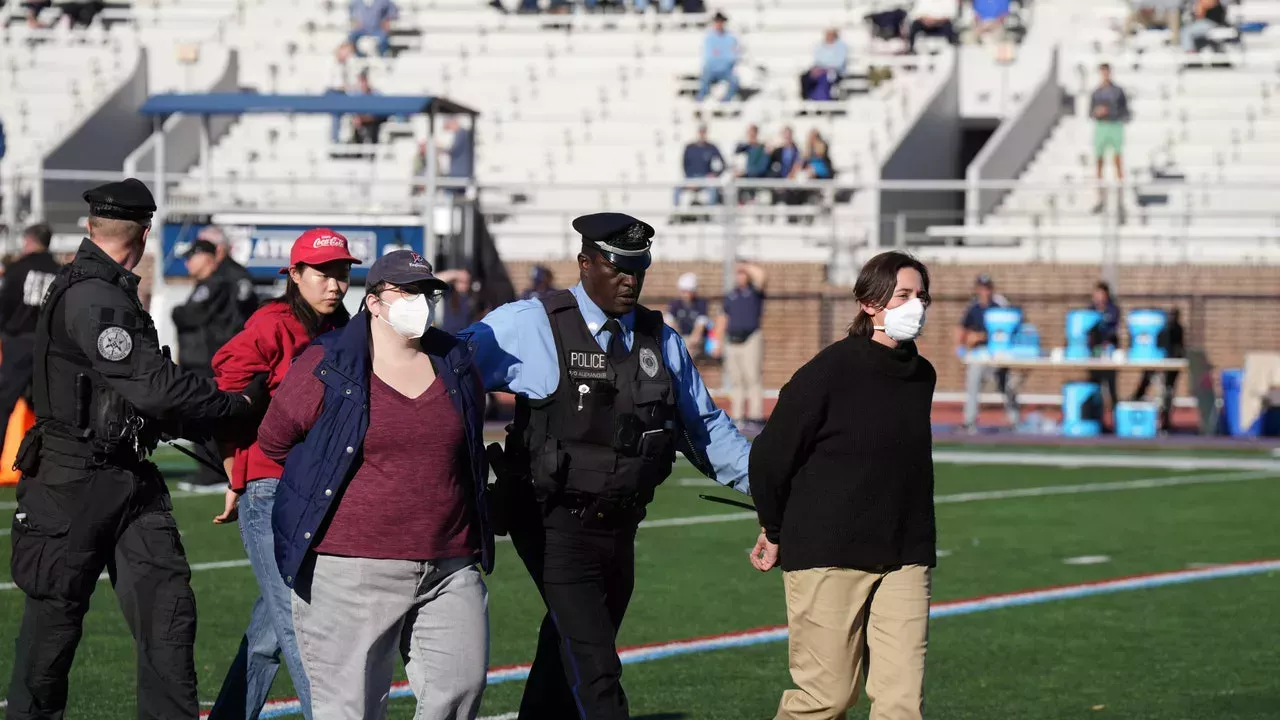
382;285;443;303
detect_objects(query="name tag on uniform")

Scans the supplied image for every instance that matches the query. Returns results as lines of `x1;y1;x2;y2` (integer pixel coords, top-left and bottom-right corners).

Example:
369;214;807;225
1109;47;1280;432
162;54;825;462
568;351;608;380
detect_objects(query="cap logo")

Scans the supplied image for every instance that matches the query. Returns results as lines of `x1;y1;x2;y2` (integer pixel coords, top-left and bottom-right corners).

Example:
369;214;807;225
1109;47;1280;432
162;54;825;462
312;235;348;249
407;252;431;270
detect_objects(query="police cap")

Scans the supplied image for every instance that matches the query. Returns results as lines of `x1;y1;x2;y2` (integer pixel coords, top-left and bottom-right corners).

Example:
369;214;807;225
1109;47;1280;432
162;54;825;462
183;239;218;258
83;178;157;224
573;212;654;272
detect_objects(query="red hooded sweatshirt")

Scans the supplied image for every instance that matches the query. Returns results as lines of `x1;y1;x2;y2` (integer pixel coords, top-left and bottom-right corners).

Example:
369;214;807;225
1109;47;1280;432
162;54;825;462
212;301;337;490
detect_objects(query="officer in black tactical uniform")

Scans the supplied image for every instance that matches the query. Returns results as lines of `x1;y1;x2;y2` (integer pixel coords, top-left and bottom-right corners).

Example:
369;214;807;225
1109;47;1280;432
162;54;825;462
6;178;263;720
0;222;61;425
463;212;753;720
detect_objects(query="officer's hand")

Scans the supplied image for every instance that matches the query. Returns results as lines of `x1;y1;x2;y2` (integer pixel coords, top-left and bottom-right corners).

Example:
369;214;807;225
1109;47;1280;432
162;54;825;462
213;488;240;524
750;529;779;572
241;372;271;409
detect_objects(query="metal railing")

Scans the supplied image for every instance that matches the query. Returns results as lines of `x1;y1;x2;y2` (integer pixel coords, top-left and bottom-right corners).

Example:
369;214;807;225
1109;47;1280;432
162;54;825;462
8;169;1280;269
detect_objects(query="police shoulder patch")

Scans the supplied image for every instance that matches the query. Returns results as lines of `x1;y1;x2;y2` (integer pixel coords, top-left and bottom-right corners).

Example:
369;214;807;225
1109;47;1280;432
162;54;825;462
97;326;133;362
191;285;211;303
639;347;660;378
237;279;254;302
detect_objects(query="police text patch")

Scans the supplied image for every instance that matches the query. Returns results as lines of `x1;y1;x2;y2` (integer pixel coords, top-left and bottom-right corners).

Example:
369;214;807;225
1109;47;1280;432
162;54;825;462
97;326;133;362
568;350;608;380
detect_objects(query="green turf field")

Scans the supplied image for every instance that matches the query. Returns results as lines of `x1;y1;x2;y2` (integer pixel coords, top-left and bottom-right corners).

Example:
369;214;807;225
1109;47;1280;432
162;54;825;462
2;447;1279;719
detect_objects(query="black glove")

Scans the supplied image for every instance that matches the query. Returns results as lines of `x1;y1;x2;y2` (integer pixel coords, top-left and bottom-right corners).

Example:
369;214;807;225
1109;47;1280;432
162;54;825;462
242;372;271;410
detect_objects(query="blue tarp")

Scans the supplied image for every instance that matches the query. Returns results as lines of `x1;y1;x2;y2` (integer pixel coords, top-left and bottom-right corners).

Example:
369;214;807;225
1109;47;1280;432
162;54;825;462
138;93;475;117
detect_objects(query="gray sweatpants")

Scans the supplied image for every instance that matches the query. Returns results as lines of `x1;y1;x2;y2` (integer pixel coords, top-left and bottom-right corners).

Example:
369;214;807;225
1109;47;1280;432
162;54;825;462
292;555;488;720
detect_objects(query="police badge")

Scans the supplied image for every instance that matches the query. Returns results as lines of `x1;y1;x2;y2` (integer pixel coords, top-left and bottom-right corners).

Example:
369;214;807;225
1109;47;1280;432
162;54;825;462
639;347;659;378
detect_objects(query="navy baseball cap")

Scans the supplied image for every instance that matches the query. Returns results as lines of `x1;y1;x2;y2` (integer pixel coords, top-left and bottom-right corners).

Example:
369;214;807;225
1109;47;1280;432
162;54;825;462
366;250;447;293
975;273;994;287
573;212;654;272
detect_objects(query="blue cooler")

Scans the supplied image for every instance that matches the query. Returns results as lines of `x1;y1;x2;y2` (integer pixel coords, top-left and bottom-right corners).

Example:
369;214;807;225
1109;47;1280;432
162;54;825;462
1127;310;1167;361
983;307;1023;356
1011;323;1041;359
1065;309;1102;359
1115;401;1159;438
1061;382;1102;437
1220;368;1280;437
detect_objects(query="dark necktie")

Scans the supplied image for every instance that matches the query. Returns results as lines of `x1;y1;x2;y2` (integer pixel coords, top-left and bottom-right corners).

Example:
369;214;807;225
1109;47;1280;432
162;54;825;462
603;318;626;361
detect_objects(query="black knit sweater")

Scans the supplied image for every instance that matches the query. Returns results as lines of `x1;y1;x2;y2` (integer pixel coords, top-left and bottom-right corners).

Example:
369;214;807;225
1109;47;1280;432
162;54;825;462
750;334;937;572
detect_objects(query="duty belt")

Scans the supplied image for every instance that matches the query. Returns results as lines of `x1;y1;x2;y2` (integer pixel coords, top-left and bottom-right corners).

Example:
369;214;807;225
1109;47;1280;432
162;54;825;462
557;491;647;526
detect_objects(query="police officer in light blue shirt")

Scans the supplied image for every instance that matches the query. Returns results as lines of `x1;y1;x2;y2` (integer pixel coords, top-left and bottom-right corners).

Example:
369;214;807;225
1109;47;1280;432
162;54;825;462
459;212;750;720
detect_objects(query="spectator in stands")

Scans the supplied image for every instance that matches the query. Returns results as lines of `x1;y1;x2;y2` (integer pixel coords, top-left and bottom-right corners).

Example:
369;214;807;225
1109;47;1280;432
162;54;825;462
734;124;770;203
768;126;802;206
798;129;835;181
1124;0;1184;46
1090;63;1130;215
436;269;483;334
697;12;742;102
1132;307;1184;431
326;42;358;144
347;0;398;57
443;115;474;192
1182;0;1228;53
520;265;555;300
907;0;958;53
972;0;1012;42
957;273;1019;432
676;124;726;206
801;29;848;101
22;1;50;28
665;272;710;358
717;262;767;430
1087;281;1121;431
866;5;909;43
350;71;385;144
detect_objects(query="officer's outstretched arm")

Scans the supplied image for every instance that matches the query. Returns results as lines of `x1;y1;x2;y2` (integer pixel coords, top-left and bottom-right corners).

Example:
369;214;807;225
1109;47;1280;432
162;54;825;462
661;325;751;494
64;281;248;421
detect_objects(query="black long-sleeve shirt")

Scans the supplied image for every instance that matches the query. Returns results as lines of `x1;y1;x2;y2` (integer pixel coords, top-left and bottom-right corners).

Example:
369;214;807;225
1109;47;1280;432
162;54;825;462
0;251;59;336
750;334;937;572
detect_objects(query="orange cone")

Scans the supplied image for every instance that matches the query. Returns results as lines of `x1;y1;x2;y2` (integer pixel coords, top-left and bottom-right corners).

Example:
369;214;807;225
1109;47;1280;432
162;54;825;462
0;399;36;486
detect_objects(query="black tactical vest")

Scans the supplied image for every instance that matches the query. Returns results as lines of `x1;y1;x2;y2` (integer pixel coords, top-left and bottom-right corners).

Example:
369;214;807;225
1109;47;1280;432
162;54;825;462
511;290;679;501
32;249;151;457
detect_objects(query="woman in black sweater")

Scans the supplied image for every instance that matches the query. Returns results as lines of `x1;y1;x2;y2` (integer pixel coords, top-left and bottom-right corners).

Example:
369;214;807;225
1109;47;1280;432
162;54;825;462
749;250;936;720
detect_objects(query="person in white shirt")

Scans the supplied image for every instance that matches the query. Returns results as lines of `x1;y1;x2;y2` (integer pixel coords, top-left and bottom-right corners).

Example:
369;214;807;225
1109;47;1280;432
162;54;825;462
325;42;358;144
908;0;958;53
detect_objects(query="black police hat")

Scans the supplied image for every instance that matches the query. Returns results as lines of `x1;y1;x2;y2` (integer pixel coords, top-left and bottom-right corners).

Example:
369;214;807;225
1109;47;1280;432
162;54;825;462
83;178;157;224
366;249;448;293
573;212;654;272
183;239;218;258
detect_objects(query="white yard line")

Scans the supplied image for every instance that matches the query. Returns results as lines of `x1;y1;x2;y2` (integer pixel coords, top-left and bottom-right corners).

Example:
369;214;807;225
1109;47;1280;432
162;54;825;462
2;470;1274;592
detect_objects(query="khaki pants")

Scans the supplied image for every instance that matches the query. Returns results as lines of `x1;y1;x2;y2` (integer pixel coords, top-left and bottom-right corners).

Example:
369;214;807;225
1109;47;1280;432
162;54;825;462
725;330;764;421
777;565;931;720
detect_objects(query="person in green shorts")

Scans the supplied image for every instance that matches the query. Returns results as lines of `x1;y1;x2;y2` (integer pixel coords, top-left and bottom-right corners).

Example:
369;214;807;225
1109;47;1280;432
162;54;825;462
1090;63;1130;215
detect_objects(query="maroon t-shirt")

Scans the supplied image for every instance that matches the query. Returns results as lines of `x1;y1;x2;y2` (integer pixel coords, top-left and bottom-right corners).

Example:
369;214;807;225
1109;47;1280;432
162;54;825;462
258;345;477;562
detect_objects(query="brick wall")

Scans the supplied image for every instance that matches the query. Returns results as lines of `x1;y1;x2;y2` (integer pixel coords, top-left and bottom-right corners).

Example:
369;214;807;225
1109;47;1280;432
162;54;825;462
504;260;1280;395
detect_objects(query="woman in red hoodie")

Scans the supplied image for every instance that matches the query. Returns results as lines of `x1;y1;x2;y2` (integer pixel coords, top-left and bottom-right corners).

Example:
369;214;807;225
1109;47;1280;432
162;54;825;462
206;229;359;720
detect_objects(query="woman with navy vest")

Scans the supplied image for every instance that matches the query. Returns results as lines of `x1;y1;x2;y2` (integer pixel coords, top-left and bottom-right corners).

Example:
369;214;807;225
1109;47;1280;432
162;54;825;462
259;250;493;720
207;228;359;720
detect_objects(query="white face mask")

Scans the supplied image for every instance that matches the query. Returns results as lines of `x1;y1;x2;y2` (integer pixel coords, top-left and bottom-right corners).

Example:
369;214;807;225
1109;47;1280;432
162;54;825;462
874;297;926;342
378;294;434;340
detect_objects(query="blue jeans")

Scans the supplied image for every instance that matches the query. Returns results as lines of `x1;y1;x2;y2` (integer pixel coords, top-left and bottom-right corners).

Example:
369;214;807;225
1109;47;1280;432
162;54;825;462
208;479;312;720
348;27;390;57
697;66;740;101
1181;19;1217;52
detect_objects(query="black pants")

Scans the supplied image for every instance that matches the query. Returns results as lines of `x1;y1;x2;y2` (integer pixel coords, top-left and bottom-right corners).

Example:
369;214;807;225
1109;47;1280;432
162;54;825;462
1089;369;1119;431
908;19;957;52
1134;369;1180;430
7;455;198;720
0;332;36;427
509;502;638;720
